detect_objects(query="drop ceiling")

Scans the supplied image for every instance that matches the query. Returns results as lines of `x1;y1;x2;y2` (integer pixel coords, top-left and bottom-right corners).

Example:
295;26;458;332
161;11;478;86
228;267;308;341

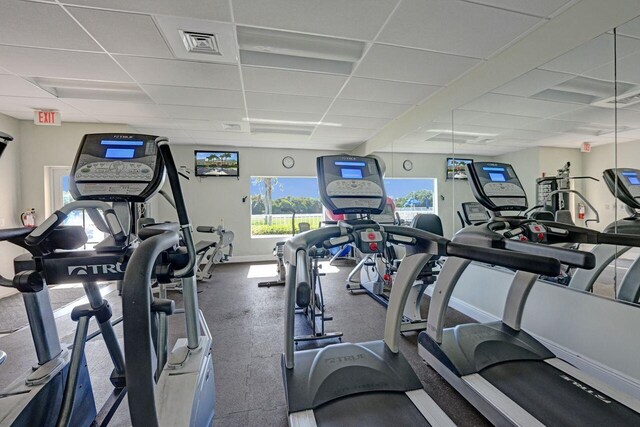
0;0;622;154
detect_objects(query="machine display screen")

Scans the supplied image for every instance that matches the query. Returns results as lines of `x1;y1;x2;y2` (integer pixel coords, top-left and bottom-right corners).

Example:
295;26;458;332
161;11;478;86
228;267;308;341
489;172;506;182
341;168;363;179
101;140;144;146
105;148;135;159
335;161;366;167
623;171;640;185
483;166;507;182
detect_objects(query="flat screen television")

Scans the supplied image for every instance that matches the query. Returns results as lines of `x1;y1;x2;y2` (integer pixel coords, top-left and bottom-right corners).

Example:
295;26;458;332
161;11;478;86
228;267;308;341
195;150;239;177
447;158;473;180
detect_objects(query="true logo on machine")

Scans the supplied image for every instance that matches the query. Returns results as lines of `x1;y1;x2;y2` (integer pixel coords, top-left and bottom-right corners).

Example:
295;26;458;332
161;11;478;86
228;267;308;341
68;263;124;275
559;374;612;404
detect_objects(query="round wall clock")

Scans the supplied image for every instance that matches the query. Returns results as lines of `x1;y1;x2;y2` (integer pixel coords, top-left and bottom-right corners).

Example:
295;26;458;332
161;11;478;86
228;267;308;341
282;156;295;169
403;159;413;171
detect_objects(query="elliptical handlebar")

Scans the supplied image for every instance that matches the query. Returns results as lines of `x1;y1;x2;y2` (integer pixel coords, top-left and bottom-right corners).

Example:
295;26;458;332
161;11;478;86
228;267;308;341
156;138;196;278
122;227;179;427
25;200;125;247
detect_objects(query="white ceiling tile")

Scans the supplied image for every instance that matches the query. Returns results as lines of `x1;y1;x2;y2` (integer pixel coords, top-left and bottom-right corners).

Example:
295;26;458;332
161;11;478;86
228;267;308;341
0;46;132;81
245;92;332;113
309;136;367;145
246;110;324;122
493;69;574;97
68;8;172;58
453;111;540;129
435;109;482;124
0;75;56;98
522;118;587;133
584;51;640;85
157;105;245;121
461;93;582;118
62;99;166;117
551;106;614;124
313;127;376;139
323;115;390;129
62;0;232;21
0;1;100;51
232;0;398;40
116;57;241;89
498;129;560;140
242;67;347;98
617;16;640;39
378;0;540;58
340;77;440;104
468;0;572;17
355;44;480;85
143;85;245;108
133;128;191;138
540;34;640;75
0;96;83;114
327;99;411;119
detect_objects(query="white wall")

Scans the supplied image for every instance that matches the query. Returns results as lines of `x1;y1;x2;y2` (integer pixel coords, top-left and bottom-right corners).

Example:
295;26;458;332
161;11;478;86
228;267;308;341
0;114;23;277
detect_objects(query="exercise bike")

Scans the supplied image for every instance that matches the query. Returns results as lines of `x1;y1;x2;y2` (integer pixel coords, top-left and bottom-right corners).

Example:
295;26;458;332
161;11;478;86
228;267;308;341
294;246;342;345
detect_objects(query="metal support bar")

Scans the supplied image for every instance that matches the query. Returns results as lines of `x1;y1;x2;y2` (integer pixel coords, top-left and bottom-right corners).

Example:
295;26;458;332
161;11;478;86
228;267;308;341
56;316;90;427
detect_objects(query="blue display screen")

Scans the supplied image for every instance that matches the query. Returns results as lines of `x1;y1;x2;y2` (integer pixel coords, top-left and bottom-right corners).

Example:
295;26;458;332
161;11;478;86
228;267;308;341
489;172;506;182
483;166;506;172
622;171;640;185
101;140;144;146
105;148;135;159
335;161;366;167
341;168;363;179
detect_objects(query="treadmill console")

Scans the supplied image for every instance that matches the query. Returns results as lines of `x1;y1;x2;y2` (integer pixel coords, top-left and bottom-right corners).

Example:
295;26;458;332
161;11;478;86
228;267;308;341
467;162;527;212
461;202;491;224
70;133;165;202
317;155;386;214
603;168;640;210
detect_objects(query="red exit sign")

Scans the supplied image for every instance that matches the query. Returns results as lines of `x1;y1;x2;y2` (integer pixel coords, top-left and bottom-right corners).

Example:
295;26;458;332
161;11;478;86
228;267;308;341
33;110;61;126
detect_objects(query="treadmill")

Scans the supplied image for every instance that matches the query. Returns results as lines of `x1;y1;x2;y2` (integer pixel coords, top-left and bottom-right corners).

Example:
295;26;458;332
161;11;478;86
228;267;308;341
569;167;640;303
281;155;564;427
418;161;640;426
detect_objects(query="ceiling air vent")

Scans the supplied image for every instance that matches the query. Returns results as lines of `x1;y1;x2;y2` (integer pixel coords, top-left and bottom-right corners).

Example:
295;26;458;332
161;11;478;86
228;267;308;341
592;88;640;109
180;30;220;55
222;123;242;131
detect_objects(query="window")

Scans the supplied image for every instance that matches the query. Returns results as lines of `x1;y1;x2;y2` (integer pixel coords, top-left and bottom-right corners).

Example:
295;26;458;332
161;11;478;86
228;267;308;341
250;177;323;237
47;167;106;248
384;178;437;223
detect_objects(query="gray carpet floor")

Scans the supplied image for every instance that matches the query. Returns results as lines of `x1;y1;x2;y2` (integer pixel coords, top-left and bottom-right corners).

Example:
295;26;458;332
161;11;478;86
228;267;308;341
4;257;629;426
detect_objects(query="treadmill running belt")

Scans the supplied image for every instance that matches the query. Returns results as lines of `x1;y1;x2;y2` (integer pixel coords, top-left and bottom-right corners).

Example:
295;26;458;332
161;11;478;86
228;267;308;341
481;360;639;426
314;391;431;427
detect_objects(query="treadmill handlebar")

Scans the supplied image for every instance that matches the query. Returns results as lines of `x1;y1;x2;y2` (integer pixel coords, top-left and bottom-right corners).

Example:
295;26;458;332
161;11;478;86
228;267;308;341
503;239;595;269
597;232;640;247
284;223;561;277
447;242;561;276
295;250;310;291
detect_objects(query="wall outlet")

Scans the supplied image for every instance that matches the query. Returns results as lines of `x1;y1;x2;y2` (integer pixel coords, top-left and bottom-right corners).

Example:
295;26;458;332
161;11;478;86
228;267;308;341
0;218;5;227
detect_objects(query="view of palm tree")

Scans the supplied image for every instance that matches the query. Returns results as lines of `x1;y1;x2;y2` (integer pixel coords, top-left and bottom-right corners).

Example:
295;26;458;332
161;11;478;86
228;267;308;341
196;151;239;176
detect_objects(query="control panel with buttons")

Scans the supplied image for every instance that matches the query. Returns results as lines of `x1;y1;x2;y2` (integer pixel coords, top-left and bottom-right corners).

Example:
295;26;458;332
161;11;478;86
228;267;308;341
357;229;384;253
70;133;165;202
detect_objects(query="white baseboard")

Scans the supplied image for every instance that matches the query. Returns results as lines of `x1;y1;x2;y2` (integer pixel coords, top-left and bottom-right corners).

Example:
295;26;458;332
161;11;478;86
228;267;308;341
424;286;640;400
226;254;275;264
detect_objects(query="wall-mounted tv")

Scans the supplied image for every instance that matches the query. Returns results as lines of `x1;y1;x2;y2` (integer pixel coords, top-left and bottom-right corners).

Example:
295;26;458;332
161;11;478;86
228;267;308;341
446;158;473;180
195;150;239;177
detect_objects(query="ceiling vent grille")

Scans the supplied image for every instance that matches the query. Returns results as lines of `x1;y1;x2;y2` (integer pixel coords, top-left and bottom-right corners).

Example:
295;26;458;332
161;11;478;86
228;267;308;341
592;88;640;109
180;30;220;55
222;123;242;131
251;123;313;136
